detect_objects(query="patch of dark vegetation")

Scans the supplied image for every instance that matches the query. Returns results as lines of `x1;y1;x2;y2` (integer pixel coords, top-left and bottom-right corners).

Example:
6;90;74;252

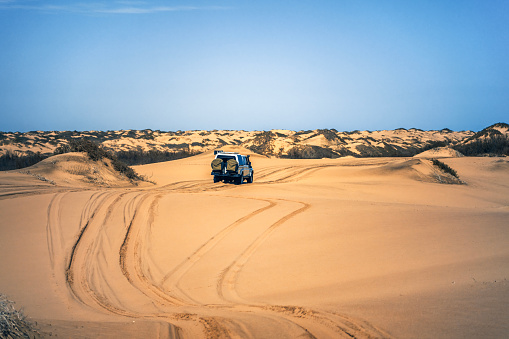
138;132;156;140
317;129;340;141
274;132;287;138
283;145;355;159
454;136;509;156
1;293;42;338
431;158;458;178
115;149;200;166
423;140;449;149
492;122;509;129
453;123;508;156
0;151;49;171
248;131;275;155
293;130;313;137
355;144;418;157
162;143;191;149
465;128;503;142
53;130;82;139
355;139;455;158
13;135;30;144
54;139;144;181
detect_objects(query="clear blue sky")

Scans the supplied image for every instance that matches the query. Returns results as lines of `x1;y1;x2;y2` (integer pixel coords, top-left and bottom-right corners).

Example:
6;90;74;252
1;1;508;132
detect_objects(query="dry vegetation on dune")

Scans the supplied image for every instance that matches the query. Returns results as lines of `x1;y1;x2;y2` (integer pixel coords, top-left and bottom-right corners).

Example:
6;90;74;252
0;294;41;338
54;139;145;182
1;123;507;171
431;158;459;178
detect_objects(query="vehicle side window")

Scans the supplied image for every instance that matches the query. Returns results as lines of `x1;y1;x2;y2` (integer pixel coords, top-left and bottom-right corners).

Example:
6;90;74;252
238;156;244;166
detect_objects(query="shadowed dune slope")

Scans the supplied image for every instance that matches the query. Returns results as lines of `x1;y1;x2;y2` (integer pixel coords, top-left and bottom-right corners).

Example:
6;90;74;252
0;151;508;338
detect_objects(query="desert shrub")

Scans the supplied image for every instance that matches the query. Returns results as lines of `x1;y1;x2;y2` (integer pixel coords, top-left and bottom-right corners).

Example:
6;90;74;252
0;294;41;338
293;130;313;137
54;139;144;181
284;145;341;159
464;126;503;143
248;131;275;155
431;159;458;178
54;139;108;161
115;149;200;165
317;129;340;141
454;135;509;156
0;151;48;171
355;144;416;157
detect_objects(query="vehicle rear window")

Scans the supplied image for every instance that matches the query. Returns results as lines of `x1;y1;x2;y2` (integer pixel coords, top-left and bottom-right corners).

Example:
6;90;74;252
217;155;236;160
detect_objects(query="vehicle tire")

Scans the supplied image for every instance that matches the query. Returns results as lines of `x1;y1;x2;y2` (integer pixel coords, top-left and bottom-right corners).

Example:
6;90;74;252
246;173;253;183
235;176;243;185
213;176;220;183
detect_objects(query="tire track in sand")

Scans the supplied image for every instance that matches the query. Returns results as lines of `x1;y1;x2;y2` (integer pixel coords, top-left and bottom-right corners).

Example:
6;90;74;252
59;161;393;338
216;199;310;304
151;163;393;338
159;198;277;305
213;197;392;338
119;192;189;306
46;192;67;270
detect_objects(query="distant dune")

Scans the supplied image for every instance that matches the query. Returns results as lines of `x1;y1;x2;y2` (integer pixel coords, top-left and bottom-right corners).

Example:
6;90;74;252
1;124;507;173
414;146;464;158
0;126;475;159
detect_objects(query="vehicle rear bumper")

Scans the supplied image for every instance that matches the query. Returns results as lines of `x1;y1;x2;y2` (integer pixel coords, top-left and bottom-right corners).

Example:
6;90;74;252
211;171;242;178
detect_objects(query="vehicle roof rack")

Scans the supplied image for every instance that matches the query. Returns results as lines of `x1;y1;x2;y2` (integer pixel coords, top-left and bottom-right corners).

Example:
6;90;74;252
214;150;240;155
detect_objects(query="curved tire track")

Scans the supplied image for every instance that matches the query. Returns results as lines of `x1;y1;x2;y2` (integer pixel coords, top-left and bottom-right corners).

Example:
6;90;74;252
54;162;393;338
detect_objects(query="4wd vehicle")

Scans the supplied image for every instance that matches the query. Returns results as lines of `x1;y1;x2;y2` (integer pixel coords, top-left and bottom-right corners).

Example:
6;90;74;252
211;150;254;184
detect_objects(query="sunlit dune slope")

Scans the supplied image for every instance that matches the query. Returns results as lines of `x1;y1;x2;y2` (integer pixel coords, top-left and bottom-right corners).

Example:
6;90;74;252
18;152;148;188
414;146;464;158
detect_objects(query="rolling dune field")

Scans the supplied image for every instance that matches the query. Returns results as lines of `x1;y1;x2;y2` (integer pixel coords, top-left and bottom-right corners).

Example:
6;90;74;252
0;150;508;338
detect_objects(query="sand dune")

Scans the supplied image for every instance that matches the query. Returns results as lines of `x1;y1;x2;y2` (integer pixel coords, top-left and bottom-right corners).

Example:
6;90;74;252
0;127;475;159
16;152;147;188
414;147;464;158
1;150;508;338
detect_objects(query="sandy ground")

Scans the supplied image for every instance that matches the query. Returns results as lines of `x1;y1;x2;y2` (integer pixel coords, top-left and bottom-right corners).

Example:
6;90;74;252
0;150;508;338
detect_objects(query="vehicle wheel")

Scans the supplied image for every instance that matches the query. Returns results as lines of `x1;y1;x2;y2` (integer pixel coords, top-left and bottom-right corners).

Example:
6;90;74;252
247;173;253;183
236;176;243;185
213;176;220;183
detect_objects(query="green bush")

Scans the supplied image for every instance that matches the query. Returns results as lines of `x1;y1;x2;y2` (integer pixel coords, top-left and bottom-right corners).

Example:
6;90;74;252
0;151;48;171
431;158;458;178
284;145;342;159
115;149;199;165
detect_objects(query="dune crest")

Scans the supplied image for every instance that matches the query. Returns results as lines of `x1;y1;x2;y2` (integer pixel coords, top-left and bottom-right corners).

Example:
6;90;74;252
414;146;464;158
